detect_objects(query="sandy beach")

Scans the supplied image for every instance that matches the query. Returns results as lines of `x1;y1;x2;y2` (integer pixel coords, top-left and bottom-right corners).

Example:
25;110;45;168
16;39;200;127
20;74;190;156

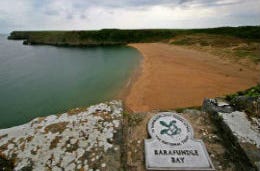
124;43;260;112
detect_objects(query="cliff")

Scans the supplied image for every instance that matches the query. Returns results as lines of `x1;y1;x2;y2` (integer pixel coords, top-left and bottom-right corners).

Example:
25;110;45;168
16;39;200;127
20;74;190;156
8;26;260;47
7;29;178;46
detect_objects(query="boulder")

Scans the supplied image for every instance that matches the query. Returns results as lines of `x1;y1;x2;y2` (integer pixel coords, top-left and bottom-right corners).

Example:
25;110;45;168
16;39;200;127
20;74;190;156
202;98;260;170
202;98;234;114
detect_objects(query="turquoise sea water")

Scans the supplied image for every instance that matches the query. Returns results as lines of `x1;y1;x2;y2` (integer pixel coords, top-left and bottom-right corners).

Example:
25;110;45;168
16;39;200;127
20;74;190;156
0;35;141;128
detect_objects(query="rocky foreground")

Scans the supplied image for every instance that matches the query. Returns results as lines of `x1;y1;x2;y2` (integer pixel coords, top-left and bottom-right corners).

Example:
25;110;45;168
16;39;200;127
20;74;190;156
0;101;122;171
0;94;259;171
203;97;260;170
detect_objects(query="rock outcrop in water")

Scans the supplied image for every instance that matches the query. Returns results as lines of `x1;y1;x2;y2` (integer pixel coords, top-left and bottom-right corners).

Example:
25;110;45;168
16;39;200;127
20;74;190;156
0;101;123;171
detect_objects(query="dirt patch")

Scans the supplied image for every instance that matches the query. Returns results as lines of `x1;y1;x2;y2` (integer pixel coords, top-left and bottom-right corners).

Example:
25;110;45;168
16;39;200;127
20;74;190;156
49;136;62;149
44;122;68;133
67;107;88;115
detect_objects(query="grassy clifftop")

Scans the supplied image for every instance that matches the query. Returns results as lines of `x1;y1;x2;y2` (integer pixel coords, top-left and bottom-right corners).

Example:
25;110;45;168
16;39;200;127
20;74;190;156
8;29;178;46
8;26;260;46
170;33;260;63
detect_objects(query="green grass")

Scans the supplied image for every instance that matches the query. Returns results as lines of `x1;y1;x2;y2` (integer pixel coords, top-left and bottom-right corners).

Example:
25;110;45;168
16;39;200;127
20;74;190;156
234;50;260;63
235;50;253;57
8;26;260;46
171;38;192;45
225;85;260;101
8;26;260;63
170;33;260;63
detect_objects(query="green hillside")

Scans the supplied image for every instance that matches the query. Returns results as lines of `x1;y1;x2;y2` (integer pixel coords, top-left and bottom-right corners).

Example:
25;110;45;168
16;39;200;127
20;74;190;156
8;26;260;46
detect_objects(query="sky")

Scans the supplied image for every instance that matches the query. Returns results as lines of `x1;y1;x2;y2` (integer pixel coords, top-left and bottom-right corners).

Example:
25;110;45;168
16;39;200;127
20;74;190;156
0;0;260;33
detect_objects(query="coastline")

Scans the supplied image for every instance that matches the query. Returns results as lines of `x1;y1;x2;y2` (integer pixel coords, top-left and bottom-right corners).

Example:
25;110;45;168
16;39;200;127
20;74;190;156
124;43;260;112
0;36;142;129
116;49;143;112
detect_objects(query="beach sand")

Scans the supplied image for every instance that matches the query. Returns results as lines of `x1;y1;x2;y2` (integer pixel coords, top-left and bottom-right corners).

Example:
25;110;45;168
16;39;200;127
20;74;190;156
124;43;260;112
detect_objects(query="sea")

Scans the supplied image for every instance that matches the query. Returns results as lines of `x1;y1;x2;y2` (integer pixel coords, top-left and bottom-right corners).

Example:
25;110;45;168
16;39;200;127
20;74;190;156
0;34;141;128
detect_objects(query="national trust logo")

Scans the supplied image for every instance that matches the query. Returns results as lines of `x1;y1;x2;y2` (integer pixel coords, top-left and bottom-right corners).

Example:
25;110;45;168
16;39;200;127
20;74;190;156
148;112;193;146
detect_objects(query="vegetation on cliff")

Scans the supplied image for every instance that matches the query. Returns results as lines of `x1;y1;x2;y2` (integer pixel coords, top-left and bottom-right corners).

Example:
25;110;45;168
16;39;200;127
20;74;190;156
170;33;260;63
225;84;260;117
8;26;260;46
8;29;177;46
226;84;260;100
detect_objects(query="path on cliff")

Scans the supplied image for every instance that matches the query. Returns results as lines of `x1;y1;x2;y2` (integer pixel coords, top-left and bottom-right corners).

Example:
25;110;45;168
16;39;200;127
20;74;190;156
125;43;260;112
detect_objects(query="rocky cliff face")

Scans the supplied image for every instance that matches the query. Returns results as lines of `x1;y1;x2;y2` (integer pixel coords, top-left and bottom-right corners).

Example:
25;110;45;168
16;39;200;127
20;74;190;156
0;101;123;171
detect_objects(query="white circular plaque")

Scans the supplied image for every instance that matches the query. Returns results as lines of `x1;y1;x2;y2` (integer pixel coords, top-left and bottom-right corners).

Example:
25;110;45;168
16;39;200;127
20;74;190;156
148;112;194;146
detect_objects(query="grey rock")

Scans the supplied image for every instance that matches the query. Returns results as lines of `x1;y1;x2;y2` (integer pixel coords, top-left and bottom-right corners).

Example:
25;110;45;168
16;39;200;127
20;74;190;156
203;98;260;170
202;98;234;114
218;111;260;170
218;111;260;147
0;100;123;171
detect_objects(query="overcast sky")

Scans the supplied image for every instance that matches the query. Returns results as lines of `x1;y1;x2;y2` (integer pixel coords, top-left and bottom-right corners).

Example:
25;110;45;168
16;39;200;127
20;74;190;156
0;0;260;33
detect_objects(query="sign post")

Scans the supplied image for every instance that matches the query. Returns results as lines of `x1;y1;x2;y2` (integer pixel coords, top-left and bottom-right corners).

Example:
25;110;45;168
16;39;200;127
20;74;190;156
145;112;215;170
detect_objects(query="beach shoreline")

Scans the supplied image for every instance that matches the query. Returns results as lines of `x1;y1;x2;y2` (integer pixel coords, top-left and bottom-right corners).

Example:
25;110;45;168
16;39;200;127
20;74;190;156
123;43;260;112
116;48;144;112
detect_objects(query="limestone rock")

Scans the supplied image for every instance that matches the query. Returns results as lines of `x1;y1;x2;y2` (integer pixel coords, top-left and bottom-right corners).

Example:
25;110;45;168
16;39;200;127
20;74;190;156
0;100;123;171
202;98;234;114
203;98;260;170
